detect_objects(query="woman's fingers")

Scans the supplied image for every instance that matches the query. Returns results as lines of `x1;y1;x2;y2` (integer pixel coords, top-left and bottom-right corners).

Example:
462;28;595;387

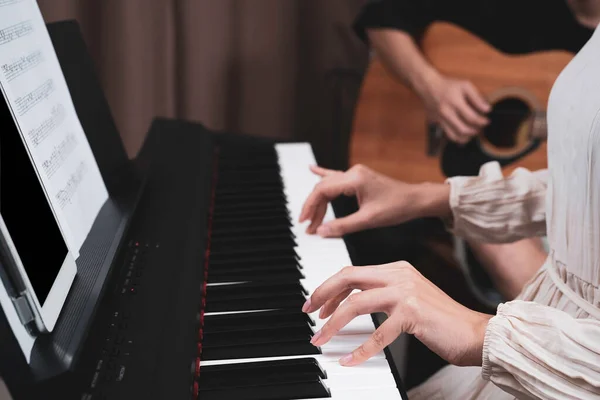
302;266;386;313
315;211;373;238
299;173;356;224
306;202;328;234
339;315;404;366
319;288;352;319
309;165;338;177
311;288;391;347
303;165;342;228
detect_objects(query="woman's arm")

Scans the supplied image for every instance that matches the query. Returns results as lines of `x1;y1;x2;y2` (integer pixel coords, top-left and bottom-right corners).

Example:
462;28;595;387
483;301;600;398
300;161;546;243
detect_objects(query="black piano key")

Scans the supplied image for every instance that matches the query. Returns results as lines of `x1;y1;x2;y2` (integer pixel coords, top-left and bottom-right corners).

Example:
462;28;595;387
203;310;315;333
198;357;326;379
212;205;289;219
197;358;327;390
211;233;296;247
203;324;314;348
210;258;302;274
212;214;291;228
214;191;288;203
209;245;298;258
205;292;306;312
216;179;283;191
211;241;298;255
216;178;284;189
211;223;293;236
205;281;308;300
209;252;300;267
212;225;295;239
215;183;285;196
196;378;330;400
217;169;283;180
207;269;304;284
207;263;301;277
218;155;278;163
216;165;280;176
214;199;289;213
217;163;281;172
200;338;321;361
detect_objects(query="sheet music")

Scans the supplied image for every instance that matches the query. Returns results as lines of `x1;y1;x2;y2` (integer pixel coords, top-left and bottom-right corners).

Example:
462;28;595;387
0;0;109;255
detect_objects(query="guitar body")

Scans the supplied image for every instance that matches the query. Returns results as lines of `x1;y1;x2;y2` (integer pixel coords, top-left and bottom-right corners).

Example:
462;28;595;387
349;22;574;183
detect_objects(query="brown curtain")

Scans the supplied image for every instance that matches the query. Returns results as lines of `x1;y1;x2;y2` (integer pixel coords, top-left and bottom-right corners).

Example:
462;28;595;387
38;0;370;161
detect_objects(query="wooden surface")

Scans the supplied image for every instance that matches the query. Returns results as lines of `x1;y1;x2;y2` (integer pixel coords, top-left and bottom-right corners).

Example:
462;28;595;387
350;59;444;183
349;22;573;183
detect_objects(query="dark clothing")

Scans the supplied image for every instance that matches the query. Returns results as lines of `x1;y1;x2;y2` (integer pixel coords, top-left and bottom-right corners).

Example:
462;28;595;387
354;0;593;55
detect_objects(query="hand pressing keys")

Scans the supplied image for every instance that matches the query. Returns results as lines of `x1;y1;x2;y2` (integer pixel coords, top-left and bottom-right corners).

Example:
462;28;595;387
302;262;493;368
299;164;451;238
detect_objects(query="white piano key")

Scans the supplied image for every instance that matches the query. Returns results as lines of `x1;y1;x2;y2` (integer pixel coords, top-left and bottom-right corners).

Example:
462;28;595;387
325;372;397;389
301;387;403;400
323;358;395;376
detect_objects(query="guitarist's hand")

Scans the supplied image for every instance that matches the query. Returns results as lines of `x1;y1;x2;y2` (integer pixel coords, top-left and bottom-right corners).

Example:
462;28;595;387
423;75;491;144
299;164;451;237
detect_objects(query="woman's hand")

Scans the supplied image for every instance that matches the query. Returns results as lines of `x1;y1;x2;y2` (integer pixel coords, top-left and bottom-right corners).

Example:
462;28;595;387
302;261;492;367
299;164;451;238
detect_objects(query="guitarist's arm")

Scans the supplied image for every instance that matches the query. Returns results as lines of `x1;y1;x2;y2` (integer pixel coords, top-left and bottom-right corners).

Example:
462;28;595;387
356;0;492;143
366;29;440;106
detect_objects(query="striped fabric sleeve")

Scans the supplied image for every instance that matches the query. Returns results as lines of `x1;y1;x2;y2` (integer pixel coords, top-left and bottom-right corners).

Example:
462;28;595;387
444;161;547;243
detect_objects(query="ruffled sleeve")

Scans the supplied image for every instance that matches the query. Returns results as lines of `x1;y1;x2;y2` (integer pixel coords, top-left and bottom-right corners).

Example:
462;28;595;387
445;161;548;243
482;300;600;399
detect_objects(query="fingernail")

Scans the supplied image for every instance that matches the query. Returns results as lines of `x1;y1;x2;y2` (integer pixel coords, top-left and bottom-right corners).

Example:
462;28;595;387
339;353;353;366
302;298;311;313
319;307;325;319
310;329;322;345
316;225;331;237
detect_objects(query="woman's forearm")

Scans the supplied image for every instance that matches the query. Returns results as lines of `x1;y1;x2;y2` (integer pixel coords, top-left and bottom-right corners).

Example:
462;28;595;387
411;182;452;220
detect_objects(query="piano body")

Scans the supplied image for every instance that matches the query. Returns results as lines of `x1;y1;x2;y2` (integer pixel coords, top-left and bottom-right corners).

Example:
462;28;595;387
0;21;408;400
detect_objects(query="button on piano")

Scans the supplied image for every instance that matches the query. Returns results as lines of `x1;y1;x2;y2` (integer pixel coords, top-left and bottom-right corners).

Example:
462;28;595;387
0;21;408;400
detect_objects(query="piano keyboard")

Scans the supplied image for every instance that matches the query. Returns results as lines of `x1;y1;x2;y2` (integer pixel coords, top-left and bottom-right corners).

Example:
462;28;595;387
192;143;403;399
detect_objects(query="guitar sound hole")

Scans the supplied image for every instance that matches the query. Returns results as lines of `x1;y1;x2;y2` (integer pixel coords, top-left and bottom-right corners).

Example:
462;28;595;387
482;98;531;148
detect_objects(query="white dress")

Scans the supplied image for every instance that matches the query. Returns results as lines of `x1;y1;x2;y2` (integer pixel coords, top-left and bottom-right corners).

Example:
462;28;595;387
407;24;600;399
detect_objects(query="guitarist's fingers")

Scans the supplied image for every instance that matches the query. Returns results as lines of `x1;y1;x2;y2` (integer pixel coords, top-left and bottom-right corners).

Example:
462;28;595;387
442;107;477;141
457;98;489;128
463;82;491;114
440;120;465;144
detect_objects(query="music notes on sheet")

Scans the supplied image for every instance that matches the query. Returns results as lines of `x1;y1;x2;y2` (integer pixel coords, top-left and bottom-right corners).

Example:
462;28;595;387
42;133;78;179
15;78;53;115
27;103;66;147
2;50;43;82
56;161;88;209
0;0;24;7
0;20;33;46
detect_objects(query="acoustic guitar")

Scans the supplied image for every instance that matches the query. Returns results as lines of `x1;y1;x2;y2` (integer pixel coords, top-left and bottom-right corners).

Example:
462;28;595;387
349;22;574;183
